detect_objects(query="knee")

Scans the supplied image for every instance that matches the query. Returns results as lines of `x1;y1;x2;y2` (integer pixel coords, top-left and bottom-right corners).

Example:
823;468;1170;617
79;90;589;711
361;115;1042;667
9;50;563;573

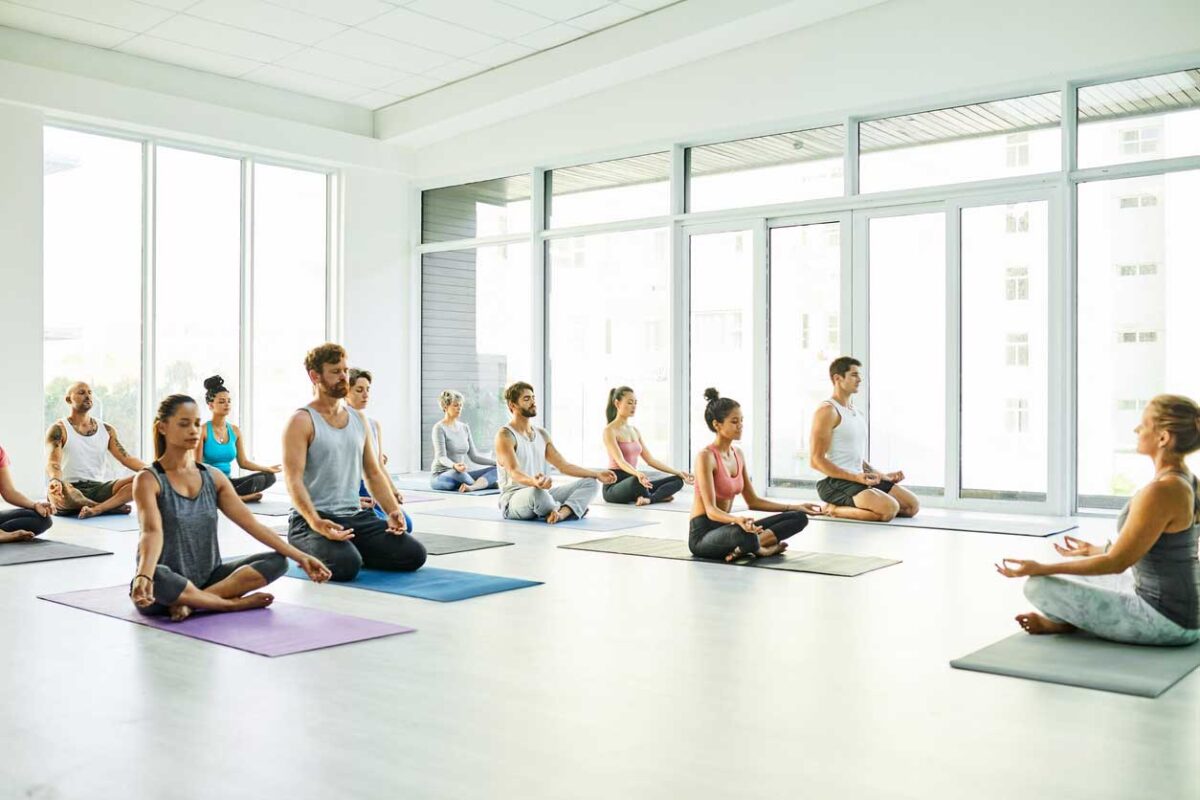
31;515;53;535
879;496;901;522
579;477;599;495
262;472;277;490
532;489;557;514
900;497;919;517
326;549;364;583
405;539;428;572
256;553;288;583
1023;575;1054;604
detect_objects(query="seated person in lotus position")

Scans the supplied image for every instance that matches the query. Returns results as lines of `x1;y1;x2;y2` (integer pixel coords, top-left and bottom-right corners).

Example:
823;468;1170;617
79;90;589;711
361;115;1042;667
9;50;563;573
997;394;1200;646
195;375;281;503
46;382;146;518
346;368;412;529
129;394;330;621
602;386;691;505
283;344;425;582
430;389;498;493
690;388;823;561
809;357;919;521
0;440;53;543
494;381;616;524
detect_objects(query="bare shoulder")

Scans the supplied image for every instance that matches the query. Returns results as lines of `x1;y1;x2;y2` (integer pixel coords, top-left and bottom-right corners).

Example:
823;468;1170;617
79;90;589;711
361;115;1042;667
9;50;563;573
694;448;714;470
230;423;242;437
812;403;837;424
133;468;161;496
103;422;117;436
46;420;65;444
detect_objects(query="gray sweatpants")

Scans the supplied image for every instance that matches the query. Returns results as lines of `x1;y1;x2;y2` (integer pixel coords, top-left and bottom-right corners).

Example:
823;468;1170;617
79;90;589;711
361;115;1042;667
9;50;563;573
1024;572;1200;646
502;478;599;521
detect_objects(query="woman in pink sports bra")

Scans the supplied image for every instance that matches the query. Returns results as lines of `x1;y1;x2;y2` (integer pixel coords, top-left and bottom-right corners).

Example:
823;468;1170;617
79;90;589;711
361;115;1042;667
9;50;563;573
690;388;823;561
602;386;693;505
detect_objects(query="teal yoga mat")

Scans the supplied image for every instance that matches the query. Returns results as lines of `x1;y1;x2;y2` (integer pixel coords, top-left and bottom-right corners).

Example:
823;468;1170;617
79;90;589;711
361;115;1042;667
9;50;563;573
286;565;541;602
421;505;656;532
950;632;1200;697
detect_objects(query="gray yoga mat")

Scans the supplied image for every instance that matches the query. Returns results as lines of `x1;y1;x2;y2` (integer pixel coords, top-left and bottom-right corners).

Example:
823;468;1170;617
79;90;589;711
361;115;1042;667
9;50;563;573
950;632;1200;697
247;500;293;516
0;539;112;566
417;532;514;555
825;510;1077;538
422;505;656;532
561;535;900;577
60;511;140;531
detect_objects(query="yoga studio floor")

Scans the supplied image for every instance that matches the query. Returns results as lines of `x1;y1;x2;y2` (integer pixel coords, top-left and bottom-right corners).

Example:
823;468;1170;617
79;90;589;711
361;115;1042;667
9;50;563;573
3;493;1195;800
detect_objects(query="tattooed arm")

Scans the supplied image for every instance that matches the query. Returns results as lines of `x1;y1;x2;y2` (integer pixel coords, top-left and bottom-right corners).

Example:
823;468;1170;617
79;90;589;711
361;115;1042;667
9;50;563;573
46;422;90;509
106;424;148;472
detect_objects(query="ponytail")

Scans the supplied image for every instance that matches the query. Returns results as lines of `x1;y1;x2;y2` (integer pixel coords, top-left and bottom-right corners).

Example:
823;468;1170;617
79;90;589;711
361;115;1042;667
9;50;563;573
153;394;196;460
606;386;633;423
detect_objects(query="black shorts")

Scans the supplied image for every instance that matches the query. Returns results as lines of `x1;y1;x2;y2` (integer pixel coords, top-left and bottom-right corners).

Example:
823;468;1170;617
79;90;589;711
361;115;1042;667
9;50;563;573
816;477;895;507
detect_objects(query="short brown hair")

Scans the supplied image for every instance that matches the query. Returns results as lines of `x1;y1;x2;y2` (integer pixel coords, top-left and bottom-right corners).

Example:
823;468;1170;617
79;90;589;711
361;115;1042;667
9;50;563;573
504;381;534;406
305;343;346;375
829;356;862;381
349;368;373;385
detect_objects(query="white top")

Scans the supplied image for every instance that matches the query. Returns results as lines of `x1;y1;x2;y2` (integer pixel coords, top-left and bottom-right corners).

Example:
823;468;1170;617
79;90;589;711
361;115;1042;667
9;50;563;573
497;424;548;498
824;399;867;474
59;417;110;483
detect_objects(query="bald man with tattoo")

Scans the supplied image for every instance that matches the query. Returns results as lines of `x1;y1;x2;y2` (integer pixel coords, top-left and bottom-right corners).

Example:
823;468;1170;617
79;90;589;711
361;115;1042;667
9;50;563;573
46;382;147;518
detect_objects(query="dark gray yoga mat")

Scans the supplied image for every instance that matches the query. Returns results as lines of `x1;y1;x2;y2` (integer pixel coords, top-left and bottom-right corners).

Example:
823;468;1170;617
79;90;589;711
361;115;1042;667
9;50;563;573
950;632;1200;697
0;539;111;566
823;510;1077;538
561;535;900;577
417;532;514;555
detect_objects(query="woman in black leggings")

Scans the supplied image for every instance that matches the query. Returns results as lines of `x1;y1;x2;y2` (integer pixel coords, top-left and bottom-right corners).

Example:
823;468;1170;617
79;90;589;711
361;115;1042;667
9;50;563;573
689;388;823;561
0;441;53;543
602;386;692;505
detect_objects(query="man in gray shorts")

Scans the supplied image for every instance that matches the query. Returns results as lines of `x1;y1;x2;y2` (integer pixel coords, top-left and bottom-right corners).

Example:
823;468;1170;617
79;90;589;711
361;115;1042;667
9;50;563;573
494;381;616;524
282;343;425;581
809;356;919;522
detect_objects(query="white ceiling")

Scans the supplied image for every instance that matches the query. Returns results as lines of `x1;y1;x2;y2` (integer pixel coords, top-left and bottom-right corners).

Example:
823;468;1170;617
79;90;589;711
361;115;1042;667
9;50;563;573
0;0;678;109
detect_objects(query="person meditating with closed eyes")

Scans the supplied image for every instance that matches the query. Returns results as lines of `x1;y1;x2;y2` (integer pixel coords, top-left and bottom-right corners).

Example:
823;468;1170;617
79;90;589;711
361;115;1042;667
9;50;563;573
601;386;691;505
690;388;823;562
195;375;281;503
997;394;1200;646
129;394;330;621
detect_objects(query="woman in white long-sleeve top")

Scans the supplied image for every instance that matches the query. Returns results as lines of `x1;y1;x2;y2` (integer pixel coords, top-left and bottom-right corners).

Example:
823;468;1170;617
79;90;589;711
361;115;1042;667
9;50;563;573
430;390;498;492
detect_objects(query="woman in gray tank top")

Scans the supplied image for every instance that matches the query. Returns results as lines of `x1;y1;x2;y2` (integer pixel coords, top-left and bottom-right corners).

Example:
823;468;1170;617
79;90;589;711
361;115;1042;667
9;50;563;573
997;394;1200;645
129;395;330;620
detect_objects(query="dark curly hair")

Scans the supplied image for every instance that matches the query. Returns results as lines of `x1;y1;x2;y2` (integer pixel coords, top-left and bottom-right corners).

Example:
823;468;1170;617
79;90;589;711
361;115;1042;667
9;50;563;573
702;387;740;432
203;375;228;405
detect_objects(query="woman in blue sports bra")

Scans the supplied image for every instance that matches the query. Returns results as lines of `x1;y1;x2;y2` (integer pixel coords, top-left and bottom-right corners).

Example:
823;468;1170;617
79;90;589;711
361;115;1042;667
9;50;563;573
195;375;282;503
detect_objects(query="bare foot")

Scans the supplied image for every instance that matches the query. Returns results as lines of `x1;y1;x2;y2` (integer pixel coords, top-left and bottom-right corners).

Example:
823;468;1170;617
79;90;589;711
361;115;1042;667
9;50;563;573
457;483;470;493
659;495;675;503
546;507;575;525
115;505;132;515
1016;612;1075;635
724;546;743;563
76;505;102;519
230;592;274;611
756;541;789;558
0;530;37;543
168;604;193;622
241;492;264;503
635;496;651;506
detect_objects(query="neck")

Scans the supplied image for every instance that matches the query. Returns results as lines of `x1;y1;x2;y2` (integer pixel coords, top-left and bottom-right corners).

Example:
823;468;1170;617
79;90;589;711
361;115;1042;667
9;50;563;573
509;414;531;432
67;410;91;426
832;388;854;406
211;413;228;427
712;435;733;453
444;415;459;425
312;393;341;414
1154;452;1187;474
616;412;632;425
158;446;194;470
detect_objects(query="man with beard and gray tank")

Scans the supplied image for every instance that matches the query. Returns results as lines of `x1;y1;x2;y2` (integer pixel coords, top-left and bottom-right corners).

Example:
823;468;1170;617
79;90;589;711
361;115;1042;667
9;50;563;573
494;381;617;524
282;343;426;582
46;382;147;517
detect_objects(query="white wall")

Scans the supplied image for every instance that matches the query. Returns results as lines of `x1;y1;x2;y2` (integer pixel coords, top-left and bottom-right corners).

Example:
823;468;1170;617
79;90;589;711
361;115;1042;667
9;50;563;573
0;103;46;492
411;0;1200;185
341;168;416;471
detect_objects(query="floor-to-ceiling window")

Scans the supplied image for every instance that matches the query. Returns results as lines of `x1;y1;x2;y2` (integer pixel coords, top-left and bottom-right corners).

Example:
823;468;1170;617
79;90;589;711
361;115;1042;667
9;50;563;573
43;127;144;459
43;126;332;463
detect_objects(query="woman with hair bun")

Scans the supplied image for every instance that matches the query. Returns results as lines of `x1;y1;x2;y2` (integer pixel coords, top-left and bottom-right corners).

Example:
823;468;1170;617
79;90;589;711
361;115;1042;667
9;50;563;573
998;394;1200;645
689;388;823;561
429;389;497;492
195;376;281;503
601;386;691;505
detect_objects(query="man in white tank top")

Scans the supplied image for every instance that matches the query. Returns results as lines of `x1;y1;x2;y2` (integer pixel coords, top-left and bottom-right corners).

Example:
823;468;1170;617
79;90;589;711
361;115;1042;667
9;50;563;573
45;382;147;518
809;357;920;522
494;381;617;524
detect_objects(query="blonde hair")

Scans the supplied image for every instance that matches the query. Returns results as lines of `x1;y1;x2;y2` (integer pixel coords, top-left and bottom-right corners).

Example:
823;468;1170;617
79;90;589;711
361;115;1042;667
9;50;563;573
439;389;464;411
1147;394;1200;456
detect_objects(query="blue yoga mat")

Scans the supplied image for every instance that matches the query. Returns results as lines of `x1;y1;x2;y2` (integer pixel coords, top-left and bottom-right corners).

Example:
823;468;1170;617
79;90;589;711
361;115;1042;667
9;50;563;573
420;505;657;532
286;565;542;602
60;512;140;531
392;475;500;496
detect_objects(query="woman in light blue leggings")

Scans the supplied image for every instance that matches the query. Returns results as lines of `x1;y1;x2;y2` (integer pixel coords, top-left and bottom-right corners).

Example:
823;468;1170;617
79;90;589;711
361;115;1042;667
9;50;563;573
997;394;1200;646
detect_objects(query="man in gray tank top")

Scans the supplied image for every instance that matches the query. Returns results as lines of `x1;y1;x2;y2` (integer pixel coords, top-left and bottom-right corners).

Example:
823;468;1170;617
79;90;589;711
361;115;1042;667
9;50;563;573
809;356;919;522
494;381;616;523
282;343;425;581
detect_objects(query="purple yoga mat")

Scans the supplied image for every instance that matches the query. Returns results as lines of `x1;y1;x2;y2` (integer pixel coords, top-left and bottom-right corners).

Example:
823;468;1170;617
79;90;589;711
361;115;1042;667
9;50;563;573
39;585;415;657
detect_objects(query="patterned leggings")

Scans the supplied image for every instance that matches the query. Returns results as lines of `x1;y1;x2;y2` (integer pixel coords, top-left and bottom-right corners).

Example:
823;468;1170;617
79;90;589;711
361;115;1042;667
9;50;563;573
1024;572;1200;646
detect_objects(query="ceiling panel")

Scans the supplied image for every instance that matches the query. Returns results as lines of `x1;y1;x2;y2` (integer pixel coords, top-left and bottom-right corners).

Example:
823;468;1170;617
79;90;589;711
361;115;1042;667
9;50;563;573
185;0;346;46
469;41;535;68
15;0;172;32
0;1;131;48
317;28;451;73
149;14;305;61
264;0;395;27
405;0;550;40
570;3;640;31
499;0;609;21
360;7;501;57
515;22;587;49
278;46;409;89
